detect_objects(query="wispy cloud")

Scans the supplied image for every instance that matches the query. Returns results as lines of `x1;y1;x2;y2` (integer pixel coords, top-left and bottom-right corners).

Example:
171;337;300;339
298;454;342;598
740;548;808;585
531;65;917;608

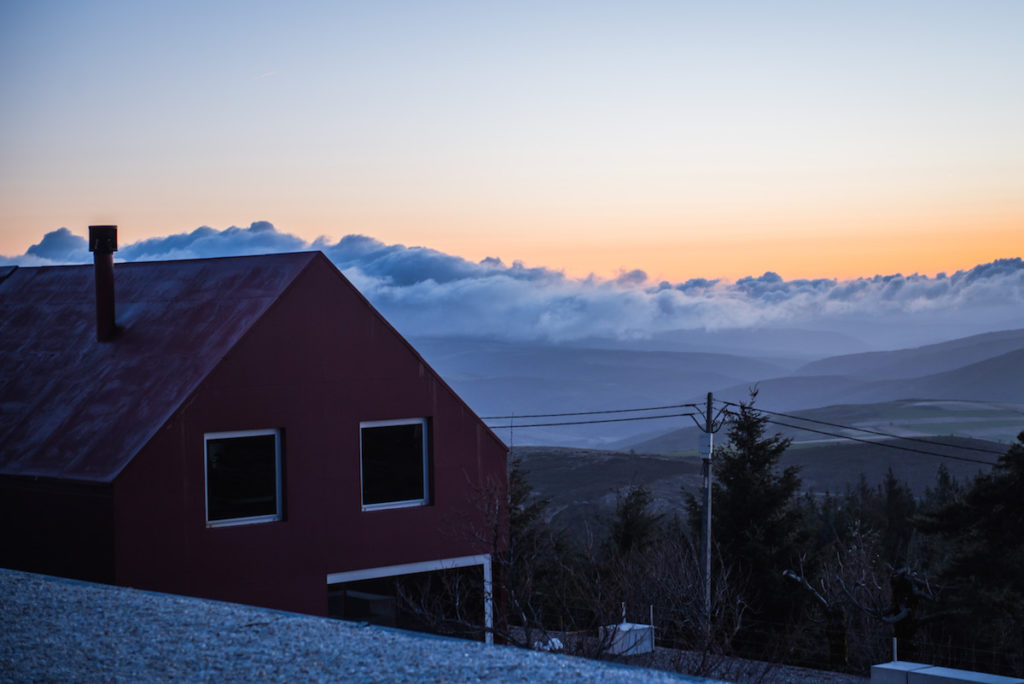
5;222;1022;349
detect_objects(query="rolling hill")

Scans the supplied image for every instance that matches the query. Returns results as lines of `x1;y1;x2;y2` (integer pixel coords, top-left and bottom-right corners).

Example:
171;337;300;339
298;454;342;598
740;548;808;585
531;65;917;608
513;434;1005;533
432;328;1023;533
624;399;1024;454
793;328;1024;379
411;337;798;446
411;328;1024;448
705;346;1024;413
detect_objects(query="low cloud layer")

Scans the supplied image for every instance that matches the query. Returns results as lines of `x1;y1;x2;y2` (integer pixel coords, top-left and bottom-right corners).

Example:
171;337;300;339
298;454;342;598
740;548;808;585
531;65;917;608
7;222;1022;350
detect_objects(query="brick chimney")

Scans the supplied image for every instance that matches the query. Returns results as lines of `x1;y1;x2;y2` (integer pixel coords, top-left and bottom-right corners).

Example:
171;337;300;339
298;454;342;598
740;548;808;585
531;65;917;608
88;225;118;342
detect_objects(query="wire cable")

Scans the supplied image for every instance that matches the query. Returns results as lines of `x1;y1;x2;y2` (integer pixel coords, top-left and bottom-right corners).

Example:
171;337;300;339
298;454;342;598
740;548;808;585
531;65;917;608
740;414;999;466
479;398;1009;462
485;412;696;429
718;400;1007;456
481;403;700;421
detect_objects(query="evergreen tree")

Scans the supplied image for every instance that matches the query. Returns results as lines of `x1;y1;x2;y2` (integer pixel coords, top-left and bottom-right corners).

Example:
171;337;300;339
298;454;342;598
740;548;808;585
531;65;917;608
692;392;805;623
503;459;574;635
919;463;963;513
509;458;549;540
880;467;917;566
608;484;663;557
913;464;964;572
915;432;1024;671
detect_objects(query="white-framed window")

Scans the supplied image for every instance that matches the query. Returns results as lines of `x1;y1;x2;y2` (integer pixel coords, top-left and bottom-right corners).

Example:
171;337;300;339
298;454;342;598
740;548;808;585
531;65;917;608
360;418;430;511
204;429;282;527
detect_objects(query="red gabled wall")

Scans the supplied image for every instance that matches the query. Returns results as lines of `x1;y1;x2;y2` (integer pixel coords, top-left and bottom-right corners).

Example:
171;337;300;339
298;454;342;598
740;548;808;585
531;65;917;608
113;254;507;615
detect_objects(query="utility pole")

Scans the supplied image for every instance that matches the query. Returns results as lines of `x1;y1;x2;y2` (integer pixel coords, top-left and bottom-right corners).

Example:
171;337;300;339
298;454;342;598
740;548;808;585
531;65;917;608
699;392;714;638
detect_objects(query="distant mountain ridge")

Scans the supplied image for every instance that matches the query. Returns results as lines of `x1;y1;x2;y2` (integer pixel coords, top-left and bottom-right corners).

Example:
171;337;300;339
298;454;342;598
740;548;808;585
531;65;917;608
411;328;1024;448
708;335;1024;413
570;326;870;359
884;347;1024;403
793;329;1024;379
411;337;795;445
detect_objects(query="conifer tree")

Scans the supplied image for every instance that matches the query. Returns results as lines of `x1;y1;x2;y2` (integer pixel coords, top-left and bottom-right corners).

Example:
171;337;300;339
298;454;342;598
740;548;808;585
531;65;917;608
608;484;663;557
880;467;917;566
693;392;804;623
915;432;1024;670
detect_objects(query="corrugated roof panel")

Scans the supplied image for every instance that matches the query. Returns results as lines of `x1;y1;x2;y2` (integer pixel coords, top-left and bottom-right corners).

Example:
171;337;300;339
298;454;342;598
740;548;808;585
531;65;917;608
0;252;317;481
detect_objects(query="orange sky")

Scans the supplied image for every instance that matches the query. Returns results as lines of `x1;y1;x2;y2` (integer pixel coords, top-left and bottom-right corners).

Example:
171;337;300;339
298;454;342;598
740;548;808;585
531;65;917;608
1;186;1019;282
1;2;1021;281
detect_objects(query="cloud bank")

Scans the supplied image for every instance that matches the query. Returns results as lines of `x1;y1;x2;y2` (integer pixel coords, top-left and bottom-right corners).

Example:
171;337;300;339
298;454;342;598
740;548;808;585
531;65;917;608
7;222;1022;349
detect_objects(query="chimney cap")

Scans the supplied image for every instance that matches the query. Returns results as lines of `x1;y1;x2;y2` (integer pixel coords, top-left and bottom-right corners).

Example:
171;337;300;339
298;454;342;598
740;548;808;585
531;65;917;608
89;225;118;254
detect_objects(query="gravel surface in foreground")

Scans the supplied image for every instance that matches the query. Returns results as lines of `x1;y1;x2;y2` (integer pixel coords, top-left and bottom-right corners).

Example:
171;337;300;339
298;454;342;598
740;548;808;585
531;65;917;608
1;569;709;683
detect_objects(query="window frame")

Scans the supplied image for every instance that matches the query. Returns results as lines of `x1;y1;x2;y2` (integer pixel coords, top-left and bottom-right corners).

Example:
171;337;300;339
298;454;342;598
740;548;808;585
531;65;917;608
359;417;430;511
204;428;283;527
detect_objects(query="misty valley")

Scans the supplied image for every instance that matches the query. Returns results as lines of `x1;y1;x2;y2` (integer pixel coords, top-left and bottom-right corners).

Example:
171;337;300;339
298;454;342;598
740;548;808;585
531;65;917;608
407;326;1024;676
413;326;1024;448
411;324;1023;535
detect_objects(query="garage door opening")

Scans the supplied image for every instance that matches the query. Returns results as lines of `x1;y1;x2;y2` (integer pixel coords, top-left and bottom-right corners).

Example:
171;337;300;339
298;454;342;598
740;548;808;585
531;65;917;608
327;554;493;643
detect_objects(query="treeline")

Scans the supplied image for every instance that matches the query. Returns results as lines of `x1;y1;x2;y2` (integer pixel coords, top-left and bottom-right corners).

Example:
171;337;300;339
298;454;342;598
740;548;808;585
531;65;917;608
403;396;1024;678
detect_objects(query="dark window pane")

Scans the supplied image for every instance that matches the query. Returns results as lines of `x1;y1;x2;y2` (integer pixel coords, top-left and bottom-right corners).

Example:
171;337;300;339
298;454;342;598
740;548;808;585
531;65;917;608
362;423;425;506
207;434;278;521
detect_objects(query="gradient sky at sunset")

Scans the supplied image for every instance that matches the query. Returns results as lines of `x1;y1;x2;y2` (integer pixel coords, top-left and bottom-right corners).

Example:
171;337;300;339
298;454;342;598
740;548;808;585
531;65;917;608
2;1;1021;281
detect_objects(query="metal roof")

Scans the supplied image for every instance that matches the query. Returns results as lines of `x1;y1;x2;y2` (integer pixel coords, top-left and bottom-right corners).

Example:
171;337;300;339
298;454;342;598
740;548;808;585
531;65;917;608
0;252;318;481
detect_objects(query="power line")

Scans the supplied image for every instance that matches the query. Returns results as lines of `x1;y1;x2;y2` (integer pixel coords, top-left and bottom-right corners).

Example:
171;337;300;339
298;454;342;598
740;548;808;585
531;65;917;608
481;403;699;421
741;415;999;466
481;397;1010;463
718;400;1006;456
485;412;696;429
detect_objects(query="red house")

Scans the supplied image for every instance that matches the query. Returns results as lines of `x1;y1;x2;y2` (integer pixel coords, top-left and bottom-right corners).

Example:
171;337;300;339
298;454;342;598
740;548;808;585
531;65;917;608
0;226;507;638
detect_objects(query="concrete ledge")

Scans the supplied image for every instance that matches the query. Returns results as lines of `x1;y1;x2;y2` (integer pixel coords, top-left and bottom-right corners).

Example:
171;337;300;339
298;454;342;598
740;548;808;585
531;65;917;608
872;661;1024;684
872;661;932;684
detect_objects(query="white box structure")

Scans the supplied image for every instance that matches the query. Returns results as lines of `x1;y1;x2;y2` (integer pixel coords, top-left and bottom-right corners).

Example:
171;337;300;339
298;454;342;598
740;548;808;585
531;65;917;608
600;622;654;656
